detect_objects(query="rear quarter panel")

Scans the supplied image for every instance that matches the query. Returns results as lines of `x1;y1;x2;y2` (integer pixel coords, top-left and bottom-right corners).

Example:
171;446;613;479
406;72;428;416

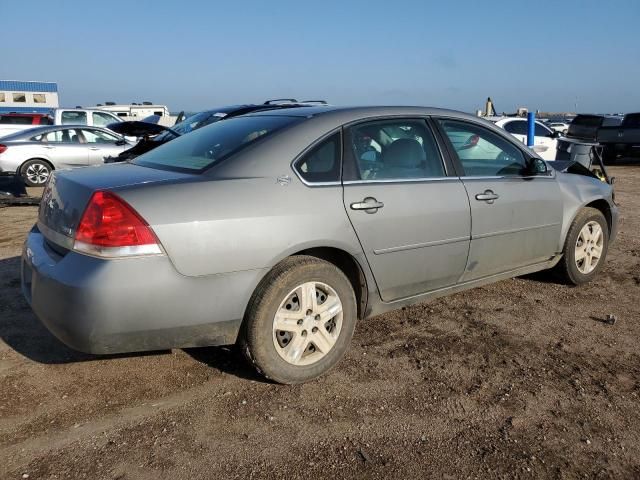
116;177;363;277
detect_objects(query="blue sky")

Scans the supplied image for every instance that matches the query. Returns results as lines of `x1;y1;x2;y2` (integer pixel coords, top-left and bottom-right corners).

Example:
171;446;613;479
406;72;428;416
2;0;639;113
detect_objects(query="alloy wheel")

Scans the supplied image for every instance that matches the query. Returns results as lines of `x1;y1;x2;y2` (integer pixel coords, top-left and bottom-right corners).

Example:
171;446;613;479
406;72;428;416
25;163;50;185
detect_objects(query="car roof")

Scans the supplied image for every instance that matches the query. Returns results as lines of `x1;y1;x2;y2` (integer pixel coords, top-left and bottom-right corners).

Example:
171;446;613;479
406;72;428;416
243;105;483;122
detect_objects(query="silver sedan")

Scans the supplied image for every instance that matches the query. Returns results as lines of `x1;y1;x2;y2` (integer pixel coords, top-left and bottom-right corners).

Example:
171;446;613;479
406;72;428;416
22;106;618;383
0;125;130;186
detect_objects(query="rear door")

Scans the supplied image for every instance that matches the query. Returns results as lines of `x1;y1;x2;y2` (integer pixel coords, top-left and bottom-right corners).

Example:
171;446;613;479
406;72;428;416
342;118;471;302
436;118;563;281
39;128;89;168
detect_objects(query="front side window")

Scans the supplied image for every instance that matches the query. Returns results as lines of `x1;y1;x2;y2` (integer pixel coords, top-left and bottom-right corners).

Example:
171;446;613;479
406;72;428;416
534;123;552;137
81;129;119;144
133;115;301;173
33;93;46;104
294;132;341;183
61;111;87;125
0;93;5;102
13;93;26;103
438;120;526;177
347;119;445;180
92;111;117;127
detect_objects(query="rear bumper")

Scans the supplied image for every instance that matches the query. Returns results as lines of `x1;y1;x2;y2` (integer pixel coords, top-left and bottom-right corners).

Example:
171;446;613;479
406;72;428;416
21;227;265;354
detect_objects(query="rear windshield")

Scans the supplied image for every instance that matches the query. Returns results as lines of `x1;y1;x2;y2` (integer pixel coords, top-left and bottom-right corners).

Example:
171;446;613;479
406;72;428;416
622;114;640;128
133;115;300;173
571;115;603;127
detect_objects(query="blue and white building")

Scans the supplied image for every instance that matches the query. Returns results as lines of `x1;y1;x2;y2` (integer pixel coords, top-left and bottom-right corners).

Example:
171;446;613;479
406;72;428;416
0;80;59;114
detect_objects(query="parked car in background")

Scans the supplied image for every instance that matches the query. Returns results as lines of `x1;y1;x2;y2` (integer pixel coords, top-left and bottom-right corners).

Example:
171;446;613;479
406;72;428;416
565;114;623;142
107;100;329;162
494;117;561;161
548;122;570;135
0;125;130;186
0;113;53;137
596;112;640;163
22;106;617;384
556;114;625;164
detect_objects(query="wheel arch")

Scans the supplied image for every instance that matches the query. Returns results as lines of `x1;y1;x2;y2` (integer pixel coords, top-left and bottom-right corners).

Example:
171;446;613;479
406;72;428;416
291;247;368;320
582;199;612;235
20;157;55;173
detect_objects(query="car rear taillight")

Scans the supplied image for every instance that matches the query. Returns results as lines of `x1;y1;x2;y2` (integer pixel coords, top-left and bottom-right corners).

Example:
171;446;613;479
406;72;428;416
73;191;162;258
0;144;7;154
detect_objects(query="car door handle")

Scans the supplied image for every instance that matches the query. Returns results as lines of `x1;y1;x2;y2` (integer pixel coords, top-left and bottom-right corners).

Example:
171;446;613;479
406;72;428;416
475;190;499;204
43;145;55;149
350;197;384;213
89;147;100;150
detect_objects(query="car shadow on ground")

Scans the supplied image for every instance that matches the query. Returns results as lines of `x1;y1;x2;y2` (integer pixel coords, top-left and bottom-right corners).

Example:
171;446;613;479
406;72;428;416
183;346;267;382
0;255;263;381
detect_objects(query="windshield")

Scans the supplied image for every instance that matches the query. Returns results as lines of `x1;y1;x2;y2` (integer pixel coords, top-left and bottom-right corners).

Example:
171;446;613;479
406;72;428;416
133;115;301;173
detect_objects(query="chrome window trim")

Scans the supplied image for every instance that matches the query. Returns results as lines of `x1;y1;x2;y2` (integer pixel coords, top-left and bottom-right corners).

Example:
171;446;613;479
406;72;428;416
290;128;342;188
343;176;455;185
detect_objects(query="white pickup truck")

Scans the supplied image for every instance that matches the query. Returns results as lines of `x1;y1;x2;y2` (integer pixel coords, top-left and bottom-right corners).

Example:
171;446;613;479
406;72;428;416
0;108;122;138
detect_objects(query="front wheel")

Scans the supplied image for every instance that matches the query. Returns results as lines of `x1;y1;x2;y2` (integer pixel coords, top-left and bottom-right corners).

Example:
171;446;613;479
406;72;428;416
21;159;52;187
240;256;357;384
554;207;609;285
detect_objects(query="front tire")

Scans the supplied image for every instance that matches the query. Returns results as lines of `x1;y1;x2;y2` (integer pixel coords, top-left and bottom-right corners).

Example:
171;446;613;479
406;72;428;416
240;256;357;384
21;159;52;187
555;207;609;285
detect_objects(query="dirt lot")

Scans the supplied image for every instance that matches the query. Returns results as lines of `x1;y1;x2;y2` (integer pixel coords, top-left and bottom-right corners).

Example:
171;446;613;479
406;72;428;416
1;167;639;479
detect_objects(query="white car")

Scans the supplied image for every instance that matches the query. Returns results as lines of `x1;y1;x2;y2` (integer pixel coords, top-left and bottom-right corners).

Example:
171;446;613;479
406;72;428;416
494;118;561;161
0;125;131;186
548;122;570;135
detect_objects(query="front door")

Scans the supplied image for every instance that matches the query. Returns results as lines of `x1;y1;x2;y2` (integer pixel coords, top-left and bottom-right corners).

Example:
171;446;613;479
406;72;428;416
79;128;127;165
436;119;563;281
342;118;471;302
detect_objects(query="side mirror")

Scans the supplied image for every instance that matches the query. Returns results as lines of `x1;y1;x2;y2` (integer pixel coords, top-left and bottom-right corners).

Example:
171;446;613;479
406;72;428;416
527;157;548;175
550;130;562;139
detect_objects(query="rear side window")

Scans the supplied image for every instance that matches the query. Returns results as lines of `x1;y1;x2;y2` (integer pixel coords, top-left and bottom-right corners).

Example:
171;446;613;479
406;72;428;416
0;115;32;125
347;119;445;180
133;115;301;173
294;132;341;183
61;111;87;125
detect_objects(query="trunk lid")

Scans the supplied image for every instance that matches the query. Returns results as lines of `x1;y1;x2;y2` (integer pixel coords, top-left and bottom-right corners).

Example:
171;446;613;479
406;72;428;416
38;163;196;249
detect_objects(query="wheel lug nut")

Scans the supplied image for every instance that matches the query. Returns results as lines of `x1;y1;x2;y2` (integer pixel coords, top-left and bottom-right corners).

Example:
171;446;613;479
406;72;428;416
312;327;318;333
301;330;307;337
306;309;313;316
315;314;320;321
297;319;303;325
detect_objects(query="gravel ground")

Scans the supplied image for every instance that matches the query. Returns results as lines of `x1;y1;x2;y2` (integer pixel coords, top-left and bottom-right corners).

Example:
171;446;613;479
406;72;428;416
1;167;639;479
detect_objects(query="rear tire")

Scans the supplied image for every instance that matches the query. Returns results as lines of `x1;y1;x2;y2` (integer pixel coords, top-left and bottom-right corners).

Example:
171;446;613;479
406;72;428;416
554;207;609;285
240;256;357;384
20;159;52;187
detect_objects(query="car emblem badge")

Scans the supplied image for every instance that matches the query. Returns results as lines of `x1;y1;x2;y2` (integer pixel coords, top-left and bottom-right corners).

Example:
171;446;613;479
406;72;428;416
276;175;291;186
